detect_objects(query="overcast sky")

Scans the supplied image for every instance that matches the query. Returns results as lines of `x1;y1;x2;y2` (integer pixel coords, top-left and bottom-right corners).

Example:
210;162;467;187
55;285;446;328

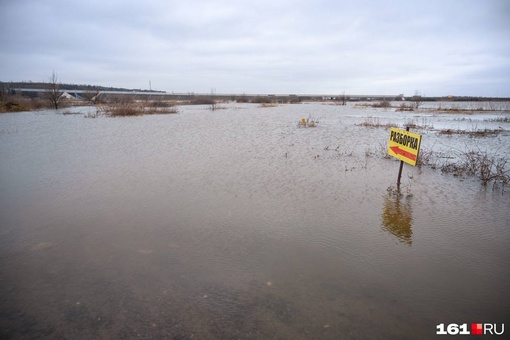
1;0;509;96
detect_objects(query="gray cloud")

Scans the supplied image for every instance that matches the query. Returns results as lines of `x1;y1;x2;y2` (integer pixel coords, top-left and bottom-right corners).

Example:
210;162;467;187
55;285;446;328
1;0;509;96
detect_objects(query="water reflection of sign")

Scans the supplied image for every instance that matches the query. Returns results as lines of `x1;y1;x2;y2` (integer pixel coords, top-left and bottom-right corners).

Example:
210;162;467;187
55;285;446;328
381;194;413;246
388;127;422;166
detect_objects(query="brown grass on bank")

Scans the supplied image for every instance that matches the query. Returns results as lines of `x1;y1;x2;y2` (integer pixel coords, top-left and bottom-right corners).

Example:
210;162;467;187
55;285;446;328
188;97;216;105
0;95;46;112
250;96;273;104
0;101;29;113
242;96;303;104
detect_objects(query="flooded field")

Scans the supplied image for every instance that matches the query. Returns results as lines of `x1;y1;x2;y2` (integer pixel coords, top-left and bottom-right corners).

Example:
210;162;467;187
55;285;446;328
1;102;509;339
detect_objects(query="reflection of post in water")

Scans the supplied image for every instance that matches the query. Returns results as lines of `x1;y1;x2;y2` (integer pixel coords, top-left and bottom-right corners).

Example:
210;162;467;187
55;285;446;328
381;190;413;246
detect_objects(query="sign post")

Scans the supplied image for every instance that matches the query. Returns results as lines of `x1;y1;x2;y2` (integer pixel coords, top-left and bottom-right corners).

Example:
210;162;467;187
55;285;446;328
388;127;422;187
397;153;405;188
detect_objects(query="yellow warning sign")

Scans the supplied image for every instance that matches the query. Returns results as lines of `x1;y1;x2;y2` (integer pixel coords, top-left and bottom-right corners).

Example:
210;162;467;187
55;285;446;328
388;127;422;166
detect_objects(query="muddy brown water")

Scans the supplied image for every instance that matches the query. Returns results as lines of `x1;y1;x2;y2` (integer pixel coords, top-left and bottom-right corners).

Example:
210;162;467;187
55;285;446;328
1;103;509;339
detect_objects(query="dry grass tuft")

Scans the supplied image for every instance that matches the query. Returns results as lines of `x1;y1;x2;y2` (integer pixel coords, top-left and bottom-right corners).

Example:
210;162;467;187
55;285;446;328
259;103;278;108
395;102;415;112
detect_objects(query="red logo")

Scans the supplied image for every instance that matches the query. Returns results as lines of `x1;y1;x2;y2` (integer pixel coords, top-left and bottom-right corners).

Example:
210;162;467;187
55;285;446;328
471;323;483;335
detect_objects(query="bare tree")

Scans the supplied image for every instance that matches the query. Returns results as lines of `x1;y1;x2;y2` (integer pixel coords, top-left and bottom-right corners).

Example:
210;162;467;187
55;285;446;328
411;90;423;109
208;88;217;111
43;71;64;109
339;91;348;105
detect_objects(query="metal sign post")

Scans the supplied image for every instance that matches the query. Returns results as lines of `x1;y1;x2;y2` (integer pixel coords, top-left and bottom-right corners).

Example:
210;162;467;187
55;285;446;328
397;150;405;188
387;126;422;188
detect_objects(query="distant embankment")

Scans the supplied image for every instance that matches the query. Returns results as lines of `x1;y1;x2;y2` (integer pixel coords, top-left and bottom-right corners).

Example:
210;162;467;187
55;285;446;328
7;87;403;102
3;82;508;101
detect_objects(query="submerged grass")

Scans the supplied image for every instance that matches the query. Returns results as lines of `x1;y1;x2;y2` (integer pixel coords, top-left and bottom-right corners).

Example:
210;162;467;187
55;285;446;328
414;146;509;189
351;113;508;188
355;117;396;128
485;116;510;123
436;102;510;112
96;102;178;117
439;149;509;187
356;117;434;130
438;128;503;137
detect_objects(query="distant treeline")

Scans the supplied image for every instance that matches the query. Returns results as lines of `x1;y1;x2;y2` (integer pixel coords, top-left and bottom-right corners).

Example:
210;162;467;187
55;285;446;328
0;81;164;93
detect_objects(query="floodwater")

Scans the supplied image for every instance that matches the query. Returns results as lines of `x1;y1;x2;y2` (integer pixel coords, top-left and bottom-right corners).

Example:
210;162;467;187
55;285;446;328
1;103;509;339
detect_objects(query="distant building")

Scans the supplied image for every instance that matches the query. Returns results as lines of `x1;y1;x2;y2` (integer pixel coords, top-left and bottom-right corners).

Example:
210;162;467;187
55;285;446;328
60;92;75;100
